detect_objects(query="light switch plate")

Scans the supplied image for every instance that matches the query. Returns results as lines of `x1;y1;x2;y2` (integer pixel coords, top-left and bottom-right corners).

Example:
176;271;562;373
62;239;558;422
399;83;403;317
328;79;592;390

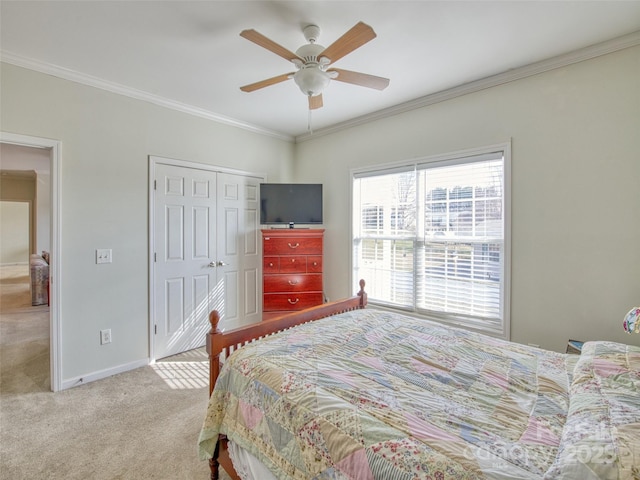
96;249;112;264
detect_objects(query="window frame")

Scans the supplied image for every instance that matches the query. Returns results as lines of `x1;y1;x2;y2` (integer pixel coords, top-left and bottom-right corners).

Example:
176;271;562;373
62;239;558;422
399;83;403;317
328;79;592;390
351;143;511;339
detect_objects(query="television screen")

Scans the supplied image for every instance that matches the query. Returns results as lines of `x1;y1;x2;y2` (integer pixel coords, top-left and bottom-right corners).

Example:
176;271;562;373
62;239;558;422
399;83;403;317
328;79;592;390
260;183;323;226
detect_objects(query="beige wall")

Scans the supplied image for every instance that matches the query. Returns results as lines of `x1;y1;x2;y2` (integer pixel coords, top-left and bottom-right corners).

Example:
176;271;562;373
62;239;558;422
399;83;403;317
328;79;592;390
1;63;295;382
0;174;35;261
1;44;638;385
295;45;640;352
0;200;30;264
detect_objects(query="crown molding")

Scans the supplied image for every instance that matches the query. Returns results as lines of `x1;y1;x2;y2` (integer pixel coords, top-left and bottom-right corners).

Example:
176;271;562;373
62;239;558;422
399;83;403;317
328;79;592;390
2;30;638;145
0;51;294;143
295;30;640;143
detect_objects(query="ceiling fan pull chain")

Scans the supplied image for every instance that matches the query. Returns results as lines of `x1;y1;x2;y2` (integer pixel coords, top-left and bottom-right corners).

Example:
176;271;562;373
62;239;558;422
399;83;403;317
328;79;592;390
308;107;313;134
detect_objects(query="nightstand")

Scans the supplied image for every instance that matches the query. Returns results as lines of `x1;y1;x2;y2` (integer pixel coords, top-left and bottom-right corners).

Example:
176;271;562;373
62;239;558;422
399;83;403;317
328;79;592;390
566;339;584;354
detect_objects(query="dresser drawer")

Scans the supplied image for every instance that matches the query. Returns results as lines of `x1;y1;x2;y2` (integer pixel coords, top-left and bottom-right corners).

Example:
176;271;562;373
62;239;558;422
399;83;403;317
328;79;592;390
263;292;324;311
307;256;322;272
263;236;323;255
279;256;307;273
263;256;280;273
264;274;323;293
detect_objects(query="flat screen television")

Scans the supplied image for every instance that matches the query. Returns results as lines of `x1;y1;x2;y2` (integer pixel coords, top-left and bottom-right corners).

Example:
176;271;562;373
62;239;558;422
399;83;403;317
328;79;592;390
260;183;323;227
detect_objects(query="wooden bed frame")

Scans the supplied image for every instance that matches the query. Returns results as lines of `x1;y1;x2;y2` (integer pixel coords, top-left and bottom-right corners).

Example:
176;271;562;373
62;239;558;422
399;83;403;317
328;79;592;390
205;280;368;480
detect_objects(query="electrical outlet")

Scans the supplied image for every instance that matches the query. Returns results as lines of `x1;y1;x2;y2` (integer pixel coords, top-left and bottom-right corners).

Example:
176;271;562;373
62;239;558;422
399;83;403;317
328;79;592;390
100;329;112;345
96;249;112;264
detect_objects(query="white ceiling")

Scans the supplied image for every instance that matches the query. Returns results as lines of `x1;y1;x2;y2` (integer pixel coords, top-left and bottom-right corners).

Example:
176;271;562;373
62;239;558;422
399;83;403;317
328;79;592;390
2;1;639;140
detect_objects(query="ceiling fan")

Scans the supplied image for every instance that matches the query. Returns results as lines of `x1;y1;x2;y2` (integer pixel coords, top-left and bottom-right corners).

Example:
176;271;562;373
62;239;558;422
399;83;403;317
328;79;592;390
239;21;390;110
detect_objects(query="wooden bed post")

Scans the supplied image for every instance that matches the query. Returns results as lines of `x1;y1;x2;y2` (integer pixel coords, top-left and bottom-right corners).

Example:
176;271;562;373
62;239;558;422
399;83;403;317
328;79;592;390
207;311;222;480
358;279;367;307
209;446;220;480
207;310;221;397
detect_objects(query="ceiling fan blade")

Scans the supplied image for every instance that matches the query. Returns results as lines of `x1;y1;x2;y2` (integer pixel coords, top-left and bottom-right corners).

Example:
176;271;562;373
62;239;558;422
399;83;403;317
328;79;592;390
240;29;302;63
318;22;377;65
328;68;390;90
240;73;294;92
308;94;323;110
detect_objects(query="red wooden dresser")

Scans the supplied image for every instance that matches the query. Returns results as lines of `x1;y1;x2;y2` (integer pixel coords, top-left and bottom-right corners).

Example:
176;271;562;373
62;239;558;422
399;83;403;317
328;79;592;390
262;229;324;319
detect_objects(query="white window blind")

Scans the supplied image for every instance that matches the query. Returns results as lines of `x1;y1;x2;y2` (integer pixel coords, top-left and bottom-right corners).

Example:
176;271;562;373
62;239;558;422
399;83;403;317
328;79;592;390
353;168;416;307
353;147;509;337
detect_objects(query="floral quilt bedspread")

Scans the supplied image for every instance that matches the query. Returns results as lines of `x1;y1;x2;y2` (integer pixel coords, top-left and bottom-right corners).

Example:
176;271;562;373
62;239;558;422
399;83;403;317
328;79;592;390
197;309;635;479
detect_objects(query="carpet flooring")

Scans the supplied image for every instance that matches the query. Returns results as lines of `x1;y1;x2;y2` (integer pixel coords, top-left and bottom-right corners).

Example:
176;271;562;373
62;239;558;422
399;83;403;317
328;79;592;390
0;265;232;479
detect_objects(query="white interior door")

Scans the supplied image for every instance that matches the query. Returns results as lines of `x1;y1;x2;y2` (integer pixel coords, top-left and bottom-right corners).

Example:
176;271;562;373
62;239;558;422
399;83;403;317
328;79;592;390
216;172;261;331
154;163;219;359
153;163;263;359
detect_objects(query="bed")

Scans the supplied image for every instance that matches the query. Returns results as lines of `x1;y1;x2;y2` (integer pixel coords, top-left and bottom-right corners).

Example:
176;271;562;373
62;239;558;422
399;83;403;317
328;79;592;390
198;280;640;479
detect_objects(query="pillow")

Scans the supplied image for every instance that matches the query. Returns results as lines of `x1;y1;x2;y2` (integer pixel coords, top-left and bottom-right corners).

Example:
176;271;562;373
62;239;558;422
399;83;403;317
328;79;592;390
544;341;640;479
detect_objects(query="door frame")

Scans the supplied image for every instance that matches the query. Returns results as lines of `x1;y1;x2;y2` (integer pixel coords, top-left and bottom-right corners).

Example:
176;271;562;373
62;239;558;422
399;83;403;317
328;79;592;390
148;155;266;362
0;132;62;392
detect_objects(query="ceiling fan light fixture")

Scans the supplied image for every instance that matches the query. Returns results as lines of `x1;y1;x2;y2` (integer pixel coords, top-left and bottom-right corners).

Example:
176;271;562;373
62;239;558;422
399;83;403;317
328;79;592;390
239;21;389;110
293;67;330;97
295;43;325;64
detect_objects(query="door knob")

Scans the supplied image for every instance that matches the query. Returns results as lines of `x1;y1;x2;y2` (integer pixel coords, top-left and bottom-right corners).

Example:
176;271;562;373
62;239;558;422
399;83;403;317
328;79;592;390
208;262;217;268
217;261;228;267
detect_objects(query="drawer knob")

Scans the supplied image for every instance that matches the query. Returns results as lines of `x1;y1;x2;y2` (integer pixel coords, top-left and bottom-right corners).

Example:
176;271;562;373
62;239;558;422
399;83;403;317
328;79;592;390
288;280;298;285
288;298;299;305
288;243;300;249
269;262;274;267
313;262;318;266
290;259;296;263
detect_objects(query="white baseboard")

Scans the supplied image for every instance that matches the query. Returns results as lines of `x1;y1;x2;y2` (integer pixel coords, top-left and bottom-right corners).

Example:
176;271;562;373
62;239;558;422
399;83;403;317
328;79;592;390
61;358;150;390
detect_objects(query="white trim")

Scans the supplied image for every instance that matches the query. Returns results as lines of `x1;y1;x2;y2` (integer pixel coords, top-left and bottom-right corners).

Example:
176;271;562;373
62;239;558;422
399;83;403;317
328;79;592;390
351;142;511;177
148;160;156;362
148;156;266;362
297;31;640;143
503;141;512;342
0;132;62;391
0;52;294;143
61;358;149;390
149;155;267;180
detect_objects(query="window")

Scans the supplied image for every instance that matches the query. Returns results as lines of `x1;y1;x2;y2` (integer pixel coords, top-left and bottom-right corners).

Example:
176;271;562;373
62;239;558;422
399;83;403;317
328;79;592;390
352;146;510;338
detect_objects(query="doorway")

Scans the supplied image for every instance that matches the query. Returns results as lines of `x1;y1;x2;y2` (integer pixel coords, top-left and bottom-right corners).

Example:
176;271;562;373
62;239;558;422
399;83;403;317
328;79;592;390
149;157;263;360
0;132;61;391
